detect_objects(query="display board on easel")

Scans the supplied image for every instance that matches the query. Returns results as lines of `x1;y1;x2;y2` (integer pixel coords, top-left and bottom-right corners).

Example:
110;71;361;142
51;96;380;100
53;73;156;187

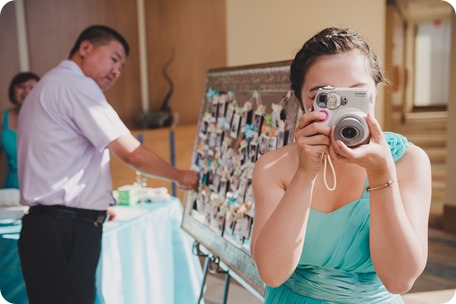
182;60;300;298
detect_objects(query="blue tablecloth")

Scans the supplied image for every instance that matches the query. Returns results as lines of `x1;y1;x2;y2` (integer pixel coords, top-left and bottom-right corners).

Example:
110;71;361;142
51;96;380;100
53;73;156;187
0;198;203;304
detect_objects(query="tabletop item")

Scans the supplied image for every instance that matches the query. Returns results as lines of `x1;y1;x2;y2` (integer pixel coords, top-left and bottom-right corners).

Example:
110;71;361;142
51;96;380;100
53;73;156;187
0;206;28;220
115;186;170;205
0;189;20;207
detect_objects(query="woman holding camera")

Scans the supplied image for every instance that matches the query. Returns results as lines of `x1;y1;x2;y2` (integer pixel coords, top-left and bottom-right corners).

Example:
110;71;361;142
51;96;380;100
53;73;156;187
250;27;431;303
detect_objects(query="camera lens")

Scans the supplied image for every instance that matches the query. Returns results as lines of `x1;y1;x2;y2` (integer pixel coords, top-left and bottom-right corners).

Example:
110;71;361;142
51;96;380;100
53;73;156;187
334;116;369;147
341;127;359;139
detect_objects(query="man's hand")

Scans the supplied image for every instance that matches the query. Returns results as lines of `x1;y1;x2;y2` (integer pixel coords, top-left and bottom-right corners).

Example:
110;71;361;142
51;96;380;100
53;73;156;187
107;208;116;221
177;170;199;191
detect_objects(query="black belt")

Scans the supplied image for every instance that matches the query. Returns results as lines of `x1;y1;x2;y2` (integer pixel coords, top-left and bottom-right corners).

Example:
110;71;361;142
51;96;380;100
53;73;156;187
28;205;107;225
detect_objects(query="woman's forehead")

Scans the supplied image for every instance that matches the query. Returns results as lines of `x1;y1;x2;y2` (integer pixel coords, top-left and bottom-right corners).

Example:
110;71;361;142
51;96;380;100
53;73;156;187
303;51;373;90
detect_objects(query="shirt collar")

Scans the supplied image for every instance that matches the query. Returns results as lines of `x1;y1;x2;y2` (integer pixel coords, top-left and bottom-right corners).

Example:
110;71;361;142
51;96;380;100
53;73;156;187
58;60;84;77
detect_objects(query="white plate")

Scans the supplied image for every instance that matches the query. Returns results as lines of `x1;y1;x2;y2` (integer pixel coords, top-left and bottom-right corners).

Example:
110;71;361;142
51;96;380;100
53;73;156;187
0;189;20;207
0;206;28;220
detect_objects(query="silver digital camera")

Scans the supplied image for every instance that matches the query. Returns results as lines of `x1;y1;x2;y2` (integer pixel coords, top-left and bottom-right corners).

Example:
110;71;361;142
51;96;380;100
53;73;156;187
313;86;374;147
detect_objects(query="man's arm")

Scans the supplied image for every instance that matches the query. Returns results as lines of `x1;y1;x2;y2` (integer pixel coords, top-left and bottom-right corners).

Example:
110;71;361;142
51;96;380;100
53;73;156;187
108;133;198;189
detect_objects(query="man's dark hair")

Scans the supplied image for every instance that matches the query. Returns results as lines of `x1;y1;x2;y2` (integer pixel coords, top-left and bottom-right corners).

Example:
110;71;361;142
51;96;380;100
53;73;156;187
8;72;40;105
69;25;130;58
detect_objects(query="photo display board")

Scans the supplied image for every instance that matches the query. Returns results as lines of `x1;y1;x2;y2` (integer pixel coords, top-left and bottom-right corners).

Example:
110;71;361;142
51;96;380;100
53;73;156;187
182;60;300;297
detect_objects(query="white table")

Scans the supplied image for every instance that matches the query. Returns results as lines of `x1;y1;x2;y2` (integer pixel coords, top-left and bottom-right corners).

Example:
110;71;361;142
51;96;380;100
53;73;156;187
0;197;203;304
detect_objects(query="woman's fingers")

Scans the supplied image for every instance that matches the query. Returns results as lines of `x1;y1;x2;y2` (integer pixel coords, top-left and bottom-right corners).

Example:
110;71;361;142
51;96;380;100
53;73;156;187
329;143;350;163
296;133;331;146
296;111;328;130
329;126;351;158
295;121;331;143
366;113;384;143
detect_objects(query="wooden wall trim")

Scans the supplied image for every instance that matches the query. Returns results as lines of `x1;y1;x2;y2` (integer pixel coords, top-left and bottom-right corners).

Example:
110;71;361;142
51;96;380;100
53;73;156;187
443;204;456;234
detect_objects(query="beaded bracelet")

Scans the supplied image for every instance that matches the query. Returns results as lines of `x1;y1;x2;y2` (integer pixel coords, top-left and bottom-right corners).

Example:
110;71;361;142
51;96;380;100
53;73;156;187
365;178;398;192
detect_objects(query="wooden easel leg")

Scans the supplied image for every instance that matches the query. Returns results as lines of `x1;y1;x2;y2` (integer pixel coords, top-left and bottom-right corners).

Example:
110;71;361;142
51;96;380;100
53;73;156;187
197;256;210;304
221;272;231;304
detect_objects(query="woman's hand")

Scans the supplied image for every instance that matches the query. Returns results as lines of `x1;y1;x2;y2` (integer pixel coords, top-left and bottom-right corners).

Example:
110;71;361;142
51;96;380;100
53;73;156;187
329;113;396;177
294;111;331;176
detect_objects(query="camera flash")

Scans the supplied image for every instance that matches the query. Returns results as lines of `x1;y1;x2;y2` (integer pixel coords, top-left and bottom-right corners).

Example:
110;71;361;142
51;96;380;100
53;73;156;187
327;93;341;110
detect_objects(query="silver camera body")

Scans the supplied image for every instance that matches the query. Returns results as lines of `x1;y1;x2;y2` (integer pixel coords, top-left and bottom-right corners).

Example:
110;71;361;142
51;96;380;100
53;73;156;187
313;86;374;147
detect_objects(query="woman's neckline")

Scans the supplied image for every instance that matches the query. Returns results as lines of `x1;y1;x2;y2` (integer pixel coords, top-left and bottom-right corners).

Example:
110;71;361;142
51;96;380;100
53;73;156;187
310;198;366;215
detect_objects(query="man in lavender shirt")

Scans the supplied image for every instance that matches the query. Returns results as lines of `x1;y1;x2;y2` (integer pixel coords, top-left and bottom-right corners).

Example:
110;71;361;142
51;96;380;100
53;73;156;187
17;25;198;304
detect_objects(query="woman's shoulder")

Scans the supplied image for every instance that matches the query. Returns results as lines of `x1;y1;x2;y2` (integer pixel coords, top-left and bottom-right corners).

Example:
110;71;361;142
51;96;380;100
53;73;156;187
0;109;9;129
383;131;429;165
253;144;298;190
258;143;297;161
383;131;410;161
254;143;298;173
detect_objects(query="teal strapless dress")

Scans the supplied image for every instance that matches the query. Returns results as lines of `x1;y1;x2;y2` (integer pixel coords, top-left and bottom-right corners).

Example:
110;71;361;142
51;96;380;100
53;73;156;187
264;132;410;304
1;110;18;189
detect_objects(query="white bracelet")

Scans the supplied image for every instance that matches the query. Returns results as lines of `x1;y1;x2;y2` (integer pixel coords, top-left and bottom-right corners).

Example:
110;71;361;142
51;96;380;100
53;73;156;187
365;178;398;192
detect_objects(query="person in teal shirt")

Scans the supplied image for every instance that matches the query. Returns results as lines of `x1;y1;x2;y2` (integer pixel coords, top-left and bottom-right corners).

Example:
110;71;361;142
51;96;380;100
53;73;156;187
1;72;40;188
251;27;432;303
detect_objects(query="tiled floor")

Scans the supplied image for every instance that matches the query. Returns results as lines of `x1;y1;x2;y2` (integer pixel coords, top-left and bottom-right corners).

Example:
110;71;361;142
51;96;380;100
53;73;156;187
204;275;456;304
202;228;456;304
402;289;456;304
204;273;262;304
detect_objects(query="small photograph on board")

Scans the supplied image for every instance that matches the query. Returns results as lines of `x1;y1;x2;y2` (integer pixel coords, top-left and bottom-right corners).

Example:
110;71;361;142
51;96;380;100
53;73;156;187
258;134;270;157
230;113;242;139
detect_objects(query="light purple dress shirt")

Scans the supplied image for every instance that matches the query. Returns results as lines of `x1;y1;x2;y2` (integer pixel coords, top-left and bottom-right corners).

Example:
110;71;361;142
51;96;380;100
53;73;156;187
17;60;130;210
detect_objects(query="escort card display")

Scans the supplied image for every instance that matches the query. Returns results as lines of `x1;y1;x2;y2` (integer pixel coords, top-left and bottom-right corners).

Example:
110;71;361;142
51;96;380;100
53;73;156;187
182;61;300;297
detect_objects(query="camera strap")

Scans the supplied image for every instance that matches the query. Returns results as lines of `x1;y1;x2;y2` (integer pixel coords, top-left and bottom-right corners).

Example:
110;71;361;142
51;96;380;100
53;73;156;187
323;153;336;191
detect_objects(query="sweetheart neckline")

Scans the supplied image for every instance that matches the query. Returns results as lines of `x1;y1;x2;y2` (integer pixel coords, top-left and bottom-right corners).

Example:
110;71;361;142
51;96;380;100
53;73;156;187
310;198;367;215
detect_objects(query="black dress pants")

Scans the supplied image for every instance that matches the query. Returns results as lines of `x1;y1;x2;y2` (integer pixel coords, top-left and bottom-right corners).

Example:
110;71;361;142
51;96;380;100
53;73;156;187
18;212;103;304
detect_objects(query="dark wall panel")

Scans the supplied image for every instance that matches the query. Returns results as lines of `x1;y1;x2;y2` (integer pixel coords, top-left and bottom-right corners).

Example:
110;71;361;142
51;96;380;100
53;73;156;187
0;2;20;186
25;0;142;128
146;0;227;125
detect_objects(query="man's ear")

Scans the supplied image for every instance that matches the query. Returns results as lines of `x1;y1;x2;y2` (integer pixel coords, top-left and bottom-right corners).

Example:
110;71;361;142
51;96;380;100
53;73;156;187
78;40;93;58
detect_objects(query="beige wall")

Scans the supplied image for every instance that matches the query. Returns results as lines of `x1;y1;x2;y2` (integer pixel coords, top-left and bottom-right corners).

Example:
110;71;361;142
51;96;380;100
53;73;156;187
0;0;226;128
1;0;389;184
0;0;226;186
225;0;387;126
